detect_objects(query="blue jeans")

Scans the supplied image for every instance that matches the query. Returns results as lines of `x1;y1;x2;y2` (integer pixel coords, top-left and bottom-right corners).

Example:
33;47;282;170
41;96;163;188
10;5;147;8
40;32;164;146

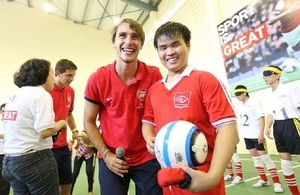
2;149;59;195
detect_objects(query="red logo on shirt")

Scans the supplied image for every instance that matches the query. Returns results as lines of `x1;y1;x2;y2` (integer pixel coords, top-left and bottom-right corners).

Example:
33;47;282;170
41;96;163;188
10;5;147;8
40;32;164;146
174;91;191;109
3;111;18;121
137;89;147;101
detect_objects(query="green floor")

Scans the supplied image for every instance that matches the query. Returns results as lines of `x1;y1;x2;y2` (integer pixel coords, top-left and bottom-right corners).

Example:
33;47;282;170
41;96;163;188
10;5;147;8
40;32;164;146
225;154;300;195
71;154;300;195
8;154;300;195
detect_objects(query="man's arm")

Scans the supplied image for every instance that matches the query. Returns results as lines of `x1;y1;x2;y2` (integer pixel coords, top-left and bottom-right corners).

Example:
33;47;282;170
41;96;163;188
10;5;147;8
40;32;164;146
265;114;274;139
83;101;106;154
142;122;156;154
84;100;128;177
67;112;78;139
258;117;265;144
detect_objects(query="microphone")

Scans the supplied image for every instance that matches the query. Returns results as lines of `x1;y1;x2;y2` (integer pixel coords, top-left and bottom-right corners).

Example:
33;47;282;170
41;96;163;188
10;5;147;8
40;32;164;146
116;147;125;160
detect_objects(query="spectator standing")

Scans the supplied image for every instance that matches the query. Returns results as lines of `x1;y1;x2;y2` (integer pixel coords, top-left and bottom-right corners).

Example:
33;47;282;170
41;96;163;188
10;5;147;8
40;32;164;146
50;59;79;195
233;84;283;193
263;66;299;195
71;130;96;195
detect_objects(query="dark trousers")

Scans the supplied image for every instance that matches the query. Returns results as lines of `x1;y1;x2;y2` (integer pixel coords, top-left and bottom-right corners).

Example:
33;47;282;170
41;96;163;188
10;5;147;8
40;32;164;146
99;158;162;195
71;154;95;194
0;154;10;195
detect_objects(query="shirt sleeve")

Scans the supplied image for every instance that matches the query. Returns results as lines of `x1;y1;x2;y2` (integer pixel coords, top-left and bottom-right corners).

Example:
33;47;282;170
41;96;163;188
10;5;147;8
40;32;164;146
34;92;55;132
84;70;102;105
198;72;236;126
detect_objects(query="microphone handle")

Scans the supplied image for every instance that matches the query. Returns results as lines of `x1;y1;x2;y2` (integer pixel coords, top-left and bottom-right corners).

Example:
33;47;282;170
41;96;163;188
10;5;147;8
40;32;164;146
117;156;125;161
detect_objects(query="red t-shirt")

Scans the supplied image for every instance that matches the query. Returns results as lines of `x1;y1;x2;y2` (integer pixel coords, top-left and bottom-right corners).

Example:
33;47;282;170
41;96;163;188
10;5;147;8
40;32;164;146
143;69;235;195
49;83;75;149
84;61;162;166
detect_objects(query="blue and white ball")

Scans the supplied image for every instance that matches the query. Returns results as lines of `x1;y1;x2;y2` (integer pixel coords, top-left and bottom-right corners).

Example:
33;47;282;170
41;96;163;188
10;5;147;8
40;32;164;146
279;58;299;73
154;120;208;168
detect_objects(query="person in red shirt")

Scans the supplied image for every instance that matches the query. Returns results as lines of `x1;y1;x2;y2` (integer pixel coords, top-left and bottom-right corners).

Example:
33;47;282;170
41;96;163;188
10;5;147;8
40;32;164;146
142;21;238;195
50;59;79;195
83;18;163;195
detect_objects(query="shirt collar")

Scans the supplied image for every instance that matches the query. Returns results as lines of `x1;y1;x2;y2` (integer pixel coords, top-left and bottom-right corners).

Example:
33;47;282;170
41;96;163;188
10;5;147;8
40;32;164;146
161;66;195;83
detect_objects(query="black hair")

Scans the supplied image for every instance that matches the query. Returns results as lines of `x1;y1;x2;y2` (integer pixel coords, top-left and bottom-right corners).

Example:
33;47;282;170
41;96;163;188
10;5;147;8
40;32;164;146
234;85;249;97
153;21;191;49
268;65;282;72
234;85;247;90
13;58;51;88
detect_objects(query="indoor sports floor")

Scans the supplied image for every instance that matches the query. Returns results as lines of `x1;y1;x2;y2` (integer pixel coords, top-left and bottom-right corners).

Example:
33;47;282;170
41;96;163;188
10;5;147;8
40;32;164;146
8;154;300;195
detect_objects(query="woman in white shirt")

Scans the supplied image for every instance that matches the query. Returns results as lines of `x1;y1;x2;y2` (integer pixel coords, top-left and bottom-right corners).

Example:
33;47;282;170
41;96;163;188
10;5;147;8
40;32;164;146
2;58;66;195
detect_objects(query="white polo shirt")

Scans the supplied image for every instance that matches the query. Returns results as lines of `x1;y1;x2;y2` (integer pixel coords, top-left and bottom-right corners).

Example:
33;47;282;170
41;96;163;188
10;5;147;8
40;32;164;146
235;97;264;139
266;83;300;120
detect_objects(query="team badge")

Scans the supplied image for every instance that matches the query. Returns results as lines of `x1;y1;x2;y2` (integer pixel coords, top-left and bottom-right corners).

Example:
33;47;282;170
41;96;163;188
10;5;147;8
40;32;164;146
174;91;191;109
137;89;147;101
67;95;72;103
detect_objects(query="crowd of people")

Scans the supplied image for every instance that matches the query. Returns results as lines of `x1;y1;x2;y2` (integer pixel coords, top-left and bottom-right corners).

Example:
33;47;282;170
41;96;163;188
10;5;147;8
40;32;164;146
0;13;299;195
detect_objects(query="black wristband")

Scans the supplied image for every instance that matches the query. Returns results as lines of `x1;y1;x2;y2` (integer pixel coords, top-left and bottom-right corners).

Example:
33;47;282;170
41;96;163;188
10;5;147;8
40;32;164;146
179;172;192;189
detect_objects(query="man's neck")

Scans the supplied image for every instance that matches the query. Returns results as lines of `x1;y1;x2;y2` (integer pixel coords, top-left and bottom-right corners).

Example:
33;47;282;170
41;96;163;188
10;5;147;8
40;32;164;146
55;81;65;89
270;82;279;91
115;60;138;85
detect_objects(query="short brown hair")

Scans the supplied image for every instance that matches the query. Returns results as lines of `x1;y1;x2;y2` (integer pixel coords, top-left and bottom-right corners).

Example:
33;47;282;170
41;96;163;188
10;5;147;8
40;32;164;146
55;59;77;76
111;18;145;46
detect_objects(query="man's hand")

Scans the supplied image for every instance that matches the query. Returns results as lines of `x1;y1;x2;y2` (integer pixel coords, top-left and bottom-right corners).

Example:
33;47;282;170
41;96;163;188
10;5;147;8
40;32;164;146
72;130;78;140
265;128;273;140
103;151;129;177
145;136;155;154
258;133;265;144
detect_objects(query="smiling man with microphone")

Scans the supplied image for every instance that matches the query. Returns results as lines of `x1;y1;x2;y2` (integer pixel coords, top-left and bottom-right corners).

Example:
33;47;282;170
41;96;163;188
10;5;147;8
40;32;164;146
83;18;163;195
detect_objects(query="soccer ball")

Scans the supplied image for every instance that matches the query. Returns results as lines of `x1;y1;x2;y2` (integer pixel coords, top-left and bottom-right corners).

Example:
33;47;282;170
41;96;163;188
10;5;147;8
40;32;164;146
279;58;299;73
154;120;208;168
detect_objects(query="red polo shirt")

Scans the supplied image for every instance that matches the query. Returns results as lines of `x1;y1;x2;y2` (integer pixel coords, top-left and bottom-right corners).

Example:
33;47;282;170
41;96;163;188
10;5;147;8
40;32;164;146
84;60;162;166
50;83;75;149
